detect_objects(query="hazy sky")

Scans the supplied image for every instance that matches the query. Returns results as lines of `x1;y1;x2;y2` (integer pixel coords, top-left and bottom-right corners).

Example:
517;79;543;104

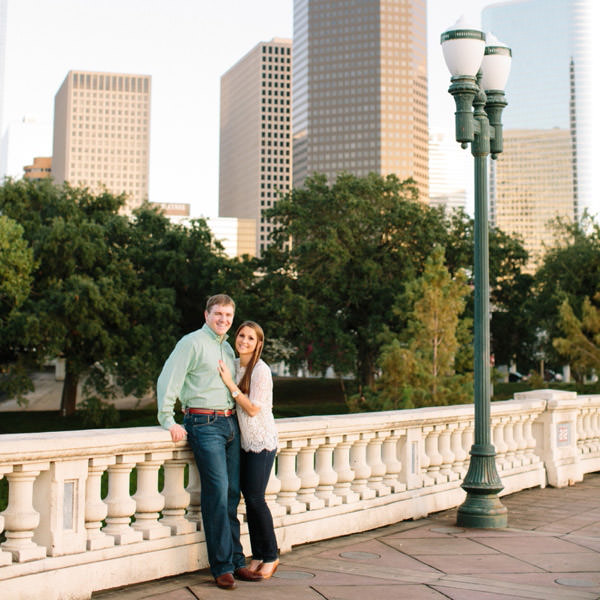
0;1;527;216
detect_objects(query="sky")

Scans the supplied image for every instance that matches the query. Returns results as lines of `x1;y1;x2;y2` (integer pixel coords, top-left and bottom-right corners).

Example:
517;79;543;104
0;0;549;217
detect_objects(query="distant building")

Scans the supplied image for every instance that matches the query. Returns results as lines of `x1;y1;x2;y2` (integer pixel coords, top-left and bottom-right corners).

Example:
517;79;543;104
428;130;467;213
167;215;257;259
23;156;52;180
1;115;52;180
219;38;292;256
483;0;593;256
150;202;190;217
292;0;429;199
490;129;574;271
52;70;151;212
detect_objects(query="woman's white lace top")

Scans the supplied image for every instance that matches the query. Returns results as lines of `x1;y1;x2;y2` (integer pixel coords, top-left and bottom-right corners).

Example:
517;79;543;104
235;358;278;452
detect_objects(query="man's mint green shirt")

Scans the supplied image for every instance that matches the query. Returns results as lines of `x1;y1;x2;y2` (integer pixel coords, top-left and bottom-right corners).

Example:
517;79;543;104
157;324;236;430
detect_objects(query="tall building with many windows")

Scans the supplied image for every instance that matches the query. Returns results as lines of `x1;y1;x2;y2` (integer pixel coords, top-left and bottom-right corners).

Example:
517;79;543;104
483;0;593;268
219;38;292;256
293;0;428;199
52;70;151;212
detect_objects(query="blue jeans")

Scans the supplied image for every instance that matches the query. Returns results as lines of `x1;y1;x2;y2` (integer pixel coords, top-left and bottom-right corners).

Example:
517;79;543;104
241;448;278;562
184;413;245;578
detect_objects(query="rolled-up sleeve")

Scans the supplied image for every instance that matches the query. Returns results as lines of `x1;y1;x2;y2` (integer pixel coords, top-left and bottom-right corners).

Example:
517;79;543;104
157;336;196;429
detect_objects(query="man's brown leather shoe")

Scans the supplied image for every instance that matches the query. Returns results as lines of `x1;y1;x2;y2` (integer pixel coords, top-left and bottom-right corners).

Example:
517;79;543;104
215;572;236;589
234;566;264;582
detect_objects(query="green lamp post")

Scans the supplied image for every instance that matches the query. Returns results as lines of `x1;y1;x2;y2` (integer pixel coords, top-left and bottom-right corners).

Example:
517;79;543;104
441;17;512;528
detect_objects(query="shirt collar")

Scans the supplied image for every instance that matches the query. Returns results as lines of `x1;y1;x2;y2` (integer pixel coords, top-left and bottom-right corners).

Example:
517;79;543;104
201;323;229;343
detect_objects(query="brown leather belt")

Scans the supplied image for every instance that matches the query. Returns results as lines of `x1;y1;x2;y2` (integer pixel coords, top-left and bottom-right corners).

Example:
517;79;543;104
186;408;236;417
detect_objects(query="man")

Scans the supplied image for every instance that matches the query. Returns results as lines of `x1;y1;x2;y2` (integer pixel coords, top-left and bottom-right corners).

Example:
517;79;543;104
157;294;262;590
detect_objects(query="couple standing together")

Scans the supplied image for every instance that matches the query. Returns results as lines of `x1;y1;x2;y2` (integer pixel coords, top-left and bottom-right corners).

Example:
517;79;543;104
157;294;279;590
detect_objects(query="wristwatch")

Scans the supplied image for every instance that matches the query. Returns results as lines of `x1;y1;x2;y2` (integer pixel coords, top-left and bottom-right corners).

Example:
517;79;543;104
232;389;240;398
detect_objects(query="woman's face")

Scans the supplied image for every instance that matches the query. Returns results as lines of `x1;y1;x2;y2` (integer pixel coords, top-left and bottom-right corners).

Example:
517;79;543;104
236;325;259;356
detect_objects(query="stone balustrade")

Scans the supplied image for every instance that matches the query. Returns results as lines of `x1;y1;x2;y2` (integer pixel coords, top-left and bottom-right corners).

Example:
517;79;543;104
0;389;599;599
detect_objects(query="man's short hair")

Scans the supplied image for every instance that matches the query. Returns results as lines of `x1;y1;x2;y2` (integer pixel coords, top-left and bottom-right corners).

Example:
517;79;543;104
206;294;235;313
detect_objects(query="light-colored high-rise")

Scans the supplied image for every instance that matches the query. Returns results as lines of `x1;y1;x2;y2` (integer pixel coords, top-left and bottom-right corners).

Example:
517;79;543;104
490;129;574;270
483;0;593;269
52;70;151;212
219;38;292;256
293;0;428;199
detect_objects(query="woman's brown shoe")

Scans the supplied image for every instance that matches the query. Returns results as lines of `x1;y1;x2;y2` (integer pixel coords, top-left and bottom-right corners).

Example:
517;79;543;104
258;559;279;579
248;559;263;572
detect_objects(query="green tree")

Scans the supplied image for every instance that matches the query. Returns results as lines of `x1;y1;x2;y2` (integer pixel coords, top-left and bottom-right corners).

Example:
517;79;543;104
259;172;453;388
353;246;472;410
0;179;179;414
531;213;600;368
553;294;600;381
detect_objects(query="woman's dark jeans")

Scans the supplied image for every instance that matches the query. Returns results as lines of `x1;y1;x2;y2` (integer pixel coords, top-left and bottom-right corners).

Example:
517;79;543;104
241;448;278;562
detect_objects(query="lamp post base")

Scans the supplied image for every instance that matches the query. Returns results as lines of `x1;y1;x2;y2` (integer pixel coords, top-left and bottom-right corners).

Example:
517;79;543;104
457;492;508;528
457;445;508;528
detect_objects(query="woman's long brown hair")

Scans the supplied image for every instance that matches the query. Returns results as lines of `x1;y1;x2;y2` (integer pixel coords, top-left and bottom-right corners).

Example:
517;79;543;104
235;321;264;395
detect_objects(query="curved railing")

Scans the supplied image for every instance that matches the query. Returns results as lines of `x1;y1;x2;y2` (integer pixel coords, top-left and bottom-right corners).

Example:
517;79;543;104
0;389;598;599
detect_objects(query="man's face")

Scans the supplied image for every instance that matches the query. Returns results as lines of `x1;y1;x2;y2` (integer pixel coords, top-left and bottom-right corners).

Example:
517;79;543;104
204;303;235;336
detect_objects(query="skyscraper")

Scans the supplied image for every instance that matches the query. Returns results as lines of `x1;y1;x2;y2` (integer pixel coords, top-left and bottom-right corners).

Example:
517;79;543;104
483;0;593;267
219;38;292;256
292;0;428;199
52;70;151;212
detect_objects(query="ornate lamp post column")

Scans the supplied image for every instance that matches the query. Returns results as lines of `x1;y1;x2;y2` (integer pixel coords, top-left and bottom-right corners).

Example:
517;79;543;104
441;18;512;528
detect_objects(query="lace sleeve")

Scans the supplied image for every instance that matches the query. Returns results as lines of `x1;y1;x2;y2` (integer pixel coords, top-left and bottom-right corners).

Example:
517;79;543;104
248;361;273;410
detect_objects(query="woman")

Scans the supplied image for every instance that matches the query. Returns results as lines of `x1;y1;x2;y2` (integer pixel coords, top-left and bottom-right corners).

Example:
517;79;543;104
217;321;280;579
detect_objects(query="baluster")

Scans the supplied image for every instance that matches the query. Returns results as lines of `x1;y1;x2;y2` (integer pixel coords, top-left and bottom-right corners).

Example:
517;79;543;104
438;424;458;481
576;410;586;455
366;431;391;497
276;440;305;514
185;461;202;527
420;427;434;486
591;406;600;452
350;432;376;499
504;416;519;468
333;433;360;503
382;429;405;493
85;457;115;550
1;462;49;561
296;437;325;510
582;409;594;453
132;453;172;540
513;414;528;466
315;436;342;507
0;468;13;565
103;455;144;545
265;453;286;518
451;421;469;478
492;417;509;471
523;413;540;465
424;425;445;484
160;454;196;535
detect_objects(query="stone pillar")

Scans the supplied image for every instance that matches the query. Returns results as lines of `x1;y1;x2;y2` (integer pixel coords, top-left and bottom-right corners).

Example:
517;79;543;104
492;417;509;471
185;460;202;527
451;421;469;478
103;455;144;545
438;424;458;482
398;427;422;490
366;431;392;497
277;440;305;514
314;436;342;507
1;462;50;561
424;426;445;484
160;455;197;535
264;454;286;518
85;457;115;551
296;437;325;510
350;432;376;500
382;429;405;493
0;468;14;565
333;434;360;504
132;453;172;540
33;459;89;556
504;416;519;468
